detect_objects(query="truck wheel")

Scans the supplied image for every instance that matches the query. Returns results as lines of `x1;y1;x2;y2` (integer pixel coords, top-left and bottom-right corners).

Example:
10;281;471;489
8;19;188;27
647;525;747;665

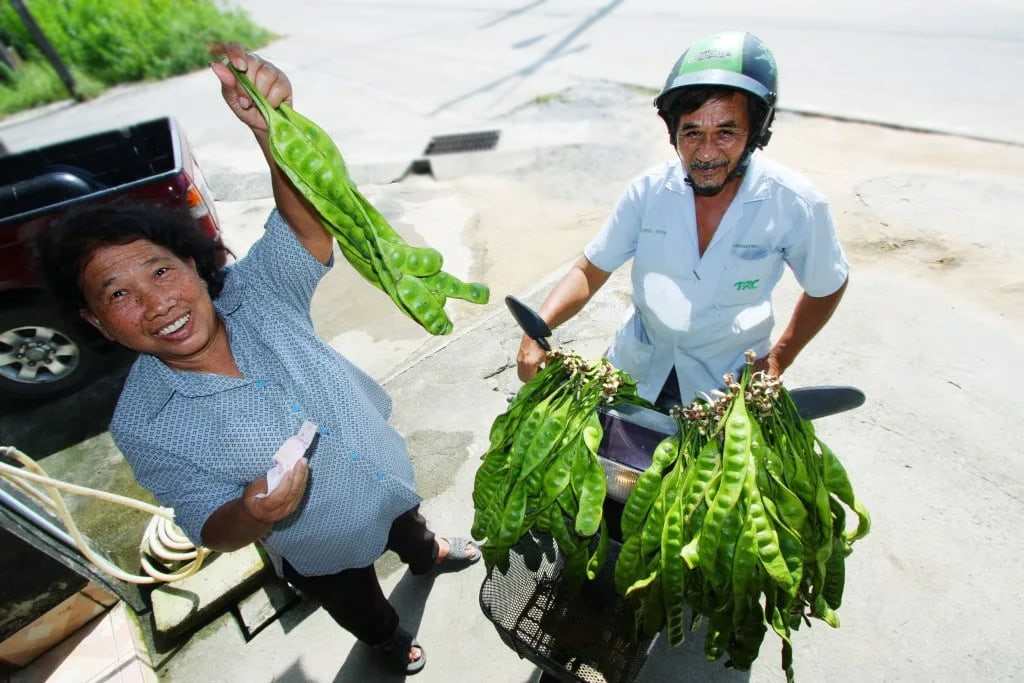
0;302;104;400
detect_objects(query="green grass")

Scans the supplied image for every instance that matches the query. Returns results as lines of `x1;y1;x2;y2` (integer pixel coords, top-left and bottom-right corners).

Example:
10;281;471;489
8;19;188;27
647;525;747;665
0;0;272;116
0;60;102;116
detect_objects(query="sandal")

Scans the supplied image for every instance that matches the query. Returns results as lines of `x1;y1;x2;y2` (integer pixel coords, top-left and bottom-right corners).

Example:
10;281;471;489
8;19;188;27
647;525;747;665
372;626;425;676
434;536;481;574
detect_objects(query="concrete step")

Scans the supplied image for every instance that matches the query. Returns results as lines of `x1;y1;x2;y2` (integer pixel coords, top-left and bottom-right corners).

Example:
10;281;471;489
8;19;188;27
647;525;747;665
151;545;268;640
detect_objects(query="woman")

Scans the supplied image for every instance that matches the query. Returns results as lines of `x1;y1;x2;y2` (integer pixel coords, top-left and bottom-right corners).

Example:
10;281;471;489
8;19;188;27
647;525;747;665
35;45;477;675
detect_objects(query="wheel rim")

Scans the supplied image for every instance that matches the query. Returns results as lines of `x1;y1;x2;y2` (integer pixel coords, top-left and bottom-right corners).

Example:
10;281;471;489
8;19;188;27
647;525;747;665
0;325;81;385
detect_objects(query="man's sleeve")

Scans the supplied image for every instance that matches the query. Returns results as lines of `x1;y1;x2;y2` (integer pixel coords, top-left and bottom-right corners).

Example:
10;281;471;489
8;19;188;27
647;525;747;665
583;181;643;273
232;209;334;315
116;435;243;546
782;199;849;297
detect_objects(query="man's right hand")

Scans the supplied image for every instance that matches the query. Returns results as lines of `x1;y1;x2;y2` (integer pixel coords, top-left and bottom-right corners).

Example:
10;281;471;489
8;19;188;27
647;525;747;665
517;334;547;382
242;459;309;525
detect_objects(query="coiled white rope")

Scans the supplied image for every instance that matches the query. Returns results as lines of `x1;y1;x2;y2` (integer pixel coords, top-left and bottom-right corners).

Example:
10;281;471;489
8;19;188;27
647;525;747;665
0;445;209;584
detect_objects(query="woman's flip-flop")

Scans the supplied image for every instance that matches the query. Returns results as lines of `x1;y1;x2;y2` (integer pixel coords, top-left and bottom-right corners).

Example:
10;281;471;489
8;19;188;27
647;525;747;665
435;536;481;574
373;626;425;675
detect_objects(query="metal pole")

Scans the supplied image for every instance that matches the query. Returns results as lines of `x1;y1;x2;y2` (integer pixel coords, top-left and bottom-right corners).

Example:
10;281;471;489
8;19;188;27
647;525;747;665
9;0;82;101
0;482;145;611
0;484;77;551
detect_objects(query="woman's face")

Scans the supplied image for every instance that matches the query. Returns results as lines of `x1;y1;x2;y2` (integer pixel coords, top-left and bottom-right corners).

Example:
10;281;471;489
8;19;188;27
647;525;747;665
79;239;221;370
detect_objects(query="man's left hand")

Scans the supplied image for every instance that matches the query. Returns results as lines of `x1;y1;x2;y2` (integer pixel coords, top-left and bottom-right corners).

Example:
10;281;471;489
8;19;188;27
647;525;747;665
753;351;786;378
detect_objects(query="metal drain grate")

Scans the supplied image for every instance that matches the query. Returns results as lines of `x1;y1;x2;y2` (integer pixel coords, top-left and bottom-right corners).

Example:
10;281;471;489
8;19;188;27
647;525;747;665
424;130;500;155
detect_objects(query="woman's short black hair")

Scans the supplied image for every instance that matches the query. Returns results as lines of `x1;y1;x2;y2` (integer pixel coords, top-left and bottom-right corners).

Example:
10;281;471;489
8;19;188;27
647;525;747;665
35;201;229;313
660;86;769;146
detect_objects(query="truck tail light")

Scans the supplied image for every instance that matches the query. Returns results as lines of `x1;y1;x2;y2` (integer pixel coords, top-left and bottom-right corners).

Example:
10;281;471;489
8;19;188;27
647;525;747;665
185;184;208;218
185;156;218;227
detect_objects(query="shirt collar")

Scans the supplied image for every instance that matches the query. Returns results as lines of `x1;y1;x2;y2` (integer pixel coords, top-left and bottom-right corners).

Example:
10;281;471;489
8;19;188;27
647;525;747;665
134;353;255;420
134;304;252;420
664;152;771;203
213;266;244;316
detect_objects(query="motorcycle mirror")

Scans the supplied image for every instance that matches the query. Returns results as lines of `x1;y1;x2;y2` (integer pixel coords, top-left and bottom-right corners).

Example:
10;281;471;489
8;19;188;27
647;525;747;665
787;386;866;421
505;296;552;351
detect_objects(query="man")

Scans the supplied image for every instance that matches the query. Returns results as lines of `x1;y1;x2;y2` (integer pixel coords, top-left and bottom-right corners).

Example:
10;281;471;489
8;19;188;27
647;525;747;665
35;46;478;675
517;32;849;408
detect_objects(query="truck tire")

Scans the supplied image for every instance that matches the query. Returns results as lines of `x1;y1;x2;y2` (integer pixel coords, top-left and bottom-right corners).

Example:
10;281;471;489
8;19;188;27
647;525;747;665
0;301;105;400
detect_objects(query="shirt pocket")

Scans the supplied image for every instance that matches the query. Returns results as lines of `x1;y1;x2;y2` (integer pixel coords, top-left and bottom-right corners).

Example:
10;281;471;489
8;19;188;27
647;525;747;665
635;223;670;268
607;311;655;380
215;384;300;483
717;245;780;306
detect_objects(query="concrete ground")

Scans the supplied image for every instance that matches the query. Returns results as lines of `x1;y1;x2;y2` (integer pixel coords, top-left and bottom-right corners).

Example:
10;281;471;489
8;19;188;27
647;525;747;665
2;2;1023;681
139;87;1024;682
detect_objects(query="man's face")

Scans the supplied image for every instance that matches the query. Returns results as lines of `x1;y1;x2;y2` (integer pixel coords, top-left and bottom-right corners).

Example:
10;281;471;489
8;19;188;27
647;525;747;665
675;91;751;196
79;239;220;368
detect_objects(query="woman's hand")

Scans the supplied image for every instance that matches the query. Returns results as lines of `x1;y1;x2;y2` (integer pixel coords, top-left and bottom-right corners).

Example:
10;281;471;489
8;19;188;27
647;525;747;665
517;334;547;382
242;459;309;525
210;43;292;135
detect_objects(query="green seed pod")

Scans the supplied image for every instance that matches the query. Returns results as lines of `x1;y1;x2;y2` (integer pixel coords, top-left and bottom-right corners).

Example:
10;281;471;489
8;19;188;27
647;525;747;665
395;275;453;335
574;456;606;537
745;466;796;594
540;454;572;509
819;439;871;543
614;534;643;595
496;480;529;547
227;65;489;337
421;272;490;305
585;519;609;581
378;240;444;277
661;496;688;646
279;103;350;182
699;390;752;577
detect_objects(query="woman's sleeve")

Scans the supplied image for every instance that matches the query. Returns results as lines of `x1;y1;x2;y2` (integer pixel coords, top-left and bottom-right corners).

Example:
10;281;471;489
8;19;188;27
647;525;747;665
231;209;334;315
114;433;243;547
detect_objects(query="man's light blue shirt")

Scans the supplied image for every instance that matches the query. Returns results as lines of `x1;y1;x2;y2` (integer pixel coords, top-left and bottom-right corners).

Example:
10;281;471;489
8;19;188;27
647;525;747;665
585;153;849;403
110;210;420;576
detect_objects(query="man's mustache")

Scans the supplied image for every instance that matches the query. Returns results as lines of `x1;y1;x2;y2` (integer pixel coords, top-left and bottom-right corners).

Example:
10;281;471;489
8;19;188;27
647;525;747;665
690;159;728;171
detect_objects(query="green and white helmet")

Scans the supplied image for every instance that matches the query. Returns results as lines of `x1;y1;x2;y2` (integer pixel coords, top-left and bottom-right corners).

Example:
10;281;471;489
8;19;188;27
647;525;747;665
655;31;779;150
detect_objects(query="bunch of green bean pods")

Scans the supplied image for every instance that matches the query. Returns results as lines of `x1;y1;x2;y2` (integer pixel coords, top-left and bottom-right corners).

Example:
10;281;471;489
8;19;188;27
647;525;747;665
228;64;489;335
472;350;645;586
615;360;870;681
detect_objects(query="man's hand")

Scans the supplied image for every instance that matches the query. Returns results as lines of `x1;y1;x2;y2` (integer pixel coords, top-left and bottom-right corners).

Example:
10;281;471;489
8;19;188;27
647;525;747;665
241;458;309;525
755;279;848;381
517;335;547;382
209;43;292;134
753;351;786;379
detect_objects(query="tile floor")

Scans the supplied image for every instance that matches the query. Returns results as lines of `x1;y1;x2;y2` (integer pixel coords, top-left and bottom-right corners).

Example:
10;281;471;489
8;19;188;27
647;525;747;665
12;603;156;683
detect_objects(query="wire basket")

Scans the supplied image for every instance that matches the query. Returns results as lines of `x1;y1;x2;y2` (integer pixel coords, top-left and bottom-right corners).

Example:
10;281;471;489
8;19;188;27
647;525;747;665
479;532;656;683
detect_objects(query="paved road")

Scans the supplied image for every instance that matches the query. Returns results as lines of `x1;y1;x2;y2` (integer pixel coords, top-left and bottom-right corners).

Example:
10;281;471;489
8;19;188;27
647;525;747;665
2;0;1022;156
239;0;1024;142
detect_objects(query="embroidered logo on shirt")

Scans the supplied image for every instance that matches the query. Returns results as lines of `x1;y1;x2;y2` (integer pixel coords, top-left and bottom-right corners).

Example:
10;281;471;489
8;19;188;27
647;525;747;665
734;279;760;291
639;226;667;235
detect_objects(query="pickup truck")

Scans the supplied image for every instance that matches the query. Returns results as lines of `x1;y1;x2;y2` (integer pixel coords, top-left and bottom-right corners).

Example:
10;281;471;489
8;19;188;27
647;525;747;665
0;118;221;399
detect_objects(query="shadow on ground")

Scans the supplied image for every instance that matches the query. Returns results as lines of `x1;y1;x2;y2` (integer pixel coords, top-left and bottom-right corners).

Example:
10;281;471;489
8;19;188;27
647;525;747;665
635;618;752;683
0;349;134;459
274;569;437;683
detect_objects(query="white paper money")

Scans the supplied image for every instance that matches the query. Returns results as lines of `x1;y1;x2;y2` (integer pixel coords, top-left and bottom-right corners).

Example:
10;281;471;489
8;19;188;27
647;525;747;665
258;420;318;498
